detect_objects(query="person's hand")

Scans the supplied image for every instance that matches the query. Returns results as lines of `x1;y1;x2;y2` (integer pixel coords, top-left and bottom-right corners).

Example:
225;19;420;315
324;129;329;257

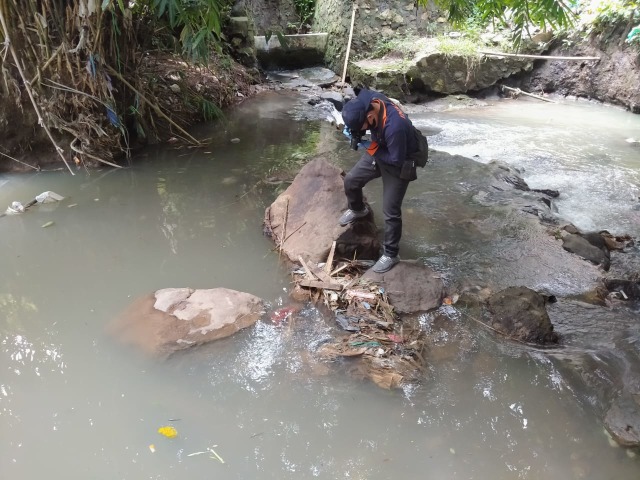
342;127;352;140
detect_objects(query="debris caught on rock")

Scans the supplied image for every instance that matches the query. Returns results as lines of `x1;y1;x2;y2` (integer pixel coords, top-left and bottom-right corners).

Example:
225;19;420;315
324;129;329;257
292;242;428;390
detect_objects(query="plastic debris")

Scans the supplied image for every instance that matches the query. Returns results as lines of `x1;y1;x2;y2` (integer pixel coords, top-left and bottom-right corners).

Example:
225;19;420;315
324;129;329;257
41;221;54;228
149;444;156;453
270;306;298;324
335;313;360;332
157;425;178;438
5;201;25;215
443;294;459;305
35;191;64;203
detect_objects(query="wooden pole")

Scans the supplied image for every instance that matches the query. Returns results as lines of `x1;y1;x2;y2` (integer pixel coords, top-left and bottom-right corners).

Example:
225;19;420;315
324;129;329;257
341;3;357;87
0;10;75;175
480;51;600;61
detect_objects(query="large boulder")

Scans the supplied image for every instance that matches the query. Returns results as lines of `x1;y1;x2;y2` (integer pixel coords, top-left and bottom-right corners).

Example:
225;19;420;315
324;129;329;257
349;42;532;100
264;157;380;264
108;288;264;356
485;286;558;345
363;260;444;313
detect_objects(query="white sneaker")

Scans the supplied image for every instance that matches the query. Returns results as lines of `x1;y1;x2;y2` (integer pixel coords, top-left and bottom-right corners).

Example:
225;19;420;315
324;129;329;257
372;255;400;273
338;207;369;226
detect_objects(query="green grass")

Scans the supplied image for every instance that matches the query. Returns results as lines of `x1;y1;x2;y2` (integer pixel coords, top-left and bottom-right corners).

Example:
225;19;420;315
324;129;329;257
435;36;482;57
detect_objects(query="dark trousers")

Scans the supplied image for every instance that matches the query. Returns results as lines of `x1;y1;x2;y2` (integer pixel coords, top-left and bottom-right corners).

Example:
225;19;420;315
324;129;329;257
343;153;409;257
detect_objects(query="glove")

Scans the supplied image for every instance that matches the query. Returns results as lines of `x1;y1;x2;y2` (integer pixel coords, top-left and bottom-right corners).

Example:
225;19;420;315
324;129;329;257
342;127;352;140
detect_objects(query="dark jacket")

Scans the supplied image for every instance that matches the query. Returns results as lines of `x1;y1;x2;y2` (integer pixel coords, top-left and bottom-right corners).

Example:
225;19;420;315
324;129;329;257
355;89;418;167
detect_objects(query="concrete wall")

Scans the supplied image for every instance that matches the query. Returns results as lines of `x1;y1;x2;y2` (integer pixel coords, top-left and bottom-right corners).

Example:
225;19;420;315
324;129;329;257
232;0;300;35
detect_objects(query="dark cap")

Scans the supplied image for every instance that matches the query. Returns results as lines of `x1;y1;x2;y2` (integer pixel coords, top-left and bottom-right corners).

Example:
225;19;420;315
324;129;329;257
341;97;368;131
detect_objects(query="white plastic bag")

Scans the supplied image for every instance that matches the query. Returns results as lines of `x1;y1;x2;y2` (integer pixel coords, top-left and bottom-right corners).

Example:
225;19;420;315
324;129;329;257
5;201;25;215
35;191;65;204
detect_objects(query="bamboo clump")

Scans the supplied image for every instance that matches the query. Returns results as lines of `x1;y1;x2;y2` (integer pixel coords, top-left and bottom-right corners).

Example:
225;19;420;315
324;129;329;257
0;0;203;170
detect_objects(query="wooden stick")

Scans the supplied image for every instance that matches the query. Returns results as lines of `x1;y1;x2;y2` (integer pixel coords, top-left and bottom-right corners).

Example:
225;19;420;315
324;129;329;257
330;262;350;277
0;9;75;175
480;51;600;61
340;3;357;87
0;150;40;170
279;198;289;261
325;241;336;275
298;279;343;291
308;263;334;284
70;139;122;168
106;66;201;146
298;256;317;280
501;85;556;103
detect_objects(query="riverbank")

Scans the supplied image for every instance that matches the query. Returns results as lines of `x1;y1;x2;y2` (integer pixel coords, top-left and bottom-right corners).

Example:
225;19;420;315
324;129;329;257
2;16;639;174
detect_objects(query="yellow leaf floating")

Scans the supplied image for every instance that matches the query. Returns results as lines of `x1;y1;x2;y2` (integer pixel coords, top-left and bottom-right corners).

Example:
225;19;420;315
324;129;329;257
158;426;178;438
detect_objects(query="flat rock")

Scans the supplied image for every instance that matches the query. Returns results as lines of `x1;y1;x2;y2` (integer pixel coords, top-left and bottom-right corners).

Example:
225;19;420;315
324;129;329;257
108;287;264;356
264;157;380;264
363;260;444;313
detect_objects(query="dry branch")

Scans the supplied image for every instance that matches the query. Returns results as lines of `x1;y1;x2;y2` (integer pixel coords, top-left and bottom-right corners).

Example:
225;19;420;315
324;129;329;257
501;85;556;103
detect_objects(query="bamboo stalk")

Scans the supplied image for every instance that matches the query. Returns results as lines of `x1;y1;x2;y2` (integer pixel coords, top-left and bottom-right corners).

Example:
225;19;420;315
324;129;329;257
30;43;63;85
0;149;40;170
0;8;74;175
501;85;556;103
70;138;122;168
106;65;201;145
340;3;357;87
480;51;600;61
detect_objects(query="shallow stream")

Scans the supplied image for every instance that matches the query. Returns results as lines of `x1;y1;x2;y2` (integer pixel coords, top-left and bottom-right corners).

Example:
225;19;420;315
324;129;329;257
1;91;640;479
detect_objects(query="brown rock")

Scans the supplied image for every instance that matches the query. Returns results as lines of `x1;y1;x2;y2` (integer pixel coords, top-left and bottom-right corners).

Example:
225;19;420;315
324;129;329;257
363;260;444;313
264;157;380;264
486;286;558;345
108;288;264;356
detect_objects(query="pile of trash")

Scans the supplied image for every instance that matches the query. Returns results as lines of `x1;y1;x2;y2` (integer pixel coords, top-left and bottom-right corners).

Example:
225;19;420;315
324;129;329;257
291;242;428;390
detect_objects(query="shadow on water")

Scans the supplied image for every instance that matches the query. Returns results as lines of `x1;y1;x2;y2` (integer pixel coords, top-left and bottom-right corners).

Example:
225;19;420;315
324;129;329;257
1;91;639;478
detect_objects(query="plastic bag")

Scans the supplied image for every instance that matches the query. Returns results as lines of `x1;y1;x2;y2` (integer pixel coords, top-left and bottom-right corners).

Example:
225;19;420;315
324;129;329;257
35;191;65;204
5;201;25;215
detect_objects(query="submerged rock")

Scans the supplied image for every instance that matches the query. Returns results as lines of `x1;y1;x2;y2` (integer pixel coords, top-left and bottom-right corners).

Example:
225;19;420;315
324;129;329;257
264;157;380;264
605;392;640;448
486;286;558;345
108;288;264;356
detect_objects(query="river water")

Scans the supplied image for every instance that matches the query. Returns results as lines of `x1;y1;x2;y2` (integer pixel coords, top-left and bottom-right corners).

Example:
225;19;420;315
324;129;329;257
1;91;639;479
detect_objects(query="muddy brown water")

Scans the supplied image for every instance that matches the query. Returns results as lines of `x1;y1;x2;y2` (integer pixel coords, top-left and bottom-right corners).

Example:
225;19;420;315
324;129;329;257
1;91;640;479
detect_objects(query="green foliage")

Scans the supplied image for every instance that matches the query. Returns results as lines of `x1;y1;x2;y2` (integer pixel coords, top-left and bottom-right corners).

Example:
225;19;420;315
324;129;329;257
581;0;639;35
199;97;224;121
150;0;225;61
291;0;316;32
424;0;576;47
